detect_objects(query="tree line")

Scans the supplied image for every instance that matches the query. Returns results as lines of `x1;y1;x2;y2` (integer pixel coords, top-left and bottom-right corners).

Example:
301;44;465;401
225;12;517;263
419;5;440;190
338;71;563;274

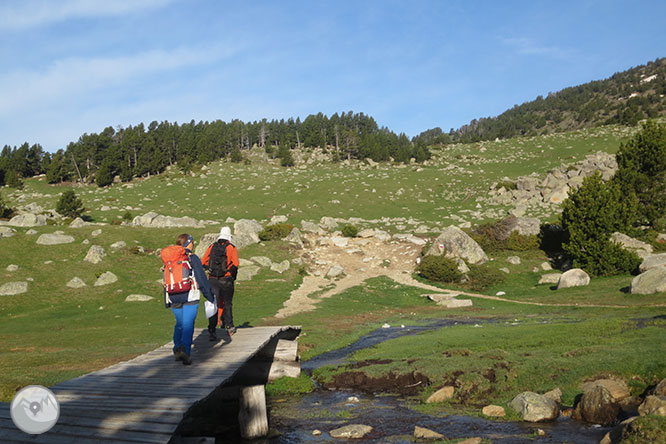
0;111;431;187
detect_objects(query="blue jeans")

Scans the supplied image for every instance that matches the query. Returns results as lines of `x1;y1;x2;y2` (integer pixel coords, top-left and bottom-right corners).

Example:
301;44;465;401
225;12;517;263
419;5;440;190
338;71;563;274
172;304;198;356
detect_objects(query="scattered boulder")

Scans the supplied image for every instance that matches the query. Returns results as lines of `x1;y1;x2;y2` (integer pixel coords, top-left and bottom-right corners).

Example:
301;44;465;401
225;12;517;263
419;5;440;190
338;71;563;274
638;396;666;416
329;424;372;439
457;438;482;444
505;216;541;237
373;230;391;242
427;226;488;265
640;253;666;273
543;388;563;403
125;294;154;302
195;233;218;256
6;264;18;272
94;271;118;286
631;267;666;294
84;245;106;264
0;282;28;296
509;391;559;422
284;227;303;248
132;212;203;228
611;232;653;259
538;273;562;285
326;264;344;278
444;299;473;308
251;256;273;267
25;229;38;235
270;215;288;224
301;221;323;234
36;233;75;245
0;226;17;238
655;378;666;396
482;405;506;417
414;426;445;439
7;213;47;227
557;268;590;289
426;386;455;403
331;236;349;248
233;219;262;249
237;265;261;281
358;229;375;238
110;241;127;250
319;217;338;231
507;256;521;265
270;260;290;274
425;293;455;304
576;384;621;426
66;277;87;288
580;379;630;401
91;229;102;237
69;217;87;228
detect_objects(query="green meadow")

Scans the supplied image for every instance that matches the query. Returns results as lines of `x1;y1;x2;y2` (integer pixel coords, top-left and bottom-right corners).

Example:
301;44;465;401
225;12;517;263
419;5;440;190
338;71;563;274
1;122;665;416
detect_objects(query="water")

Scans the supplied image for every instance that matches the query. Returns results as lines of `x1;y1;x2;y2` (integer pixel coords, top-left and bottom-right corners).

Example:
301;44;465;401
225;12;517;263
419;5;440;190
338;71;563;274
268;320;610;444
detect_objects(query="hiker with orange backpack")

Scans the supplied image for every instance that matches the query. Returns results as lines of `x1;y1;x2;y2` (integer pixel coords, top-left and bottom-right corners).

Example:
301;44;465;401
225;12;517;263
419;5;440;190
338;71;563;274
202;226;239;341
161;233;214;365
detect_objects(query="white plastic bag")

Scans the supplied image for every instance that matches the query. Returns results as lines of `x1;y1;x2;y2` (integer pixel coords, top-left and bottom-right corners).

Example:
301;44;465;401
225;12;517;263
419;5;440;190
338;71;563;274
187;288;201;302
204;299;216;318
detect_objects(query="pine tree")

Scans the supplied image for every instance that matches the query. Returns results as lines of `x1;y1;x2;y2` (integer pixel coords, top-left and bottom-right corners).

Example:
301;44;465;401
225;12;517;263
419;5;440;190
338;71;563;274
56;190;84;219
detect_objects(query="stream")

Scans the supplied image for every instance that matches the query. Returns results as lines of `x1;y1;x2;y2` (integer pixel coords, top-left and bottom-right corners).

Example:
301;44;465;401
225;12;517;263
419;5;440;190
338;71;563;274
267;319;610;443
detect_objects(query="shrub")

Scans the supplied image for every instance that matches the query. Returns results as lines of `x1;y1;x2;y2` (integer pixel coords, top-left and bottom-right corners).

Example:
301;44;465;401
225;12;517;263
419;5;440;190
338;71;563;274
95;161;114;187
470;217;538;252
465;264;505;290
5;170;23;189
539;223;566;252
496;180;517;191
561;172;640;276
0;192;14;219
341;224;359;238
258;223;294;241
56;190;84;218
505;231;540;251
417;255;462;283
230;147;243;163
122;211;133;222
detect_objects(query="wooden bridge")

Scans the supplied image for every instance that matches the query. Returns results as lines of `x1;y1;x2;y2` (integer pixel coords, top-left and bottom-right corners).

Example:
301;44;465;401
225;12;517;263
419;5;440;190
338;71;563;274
0;326;300;444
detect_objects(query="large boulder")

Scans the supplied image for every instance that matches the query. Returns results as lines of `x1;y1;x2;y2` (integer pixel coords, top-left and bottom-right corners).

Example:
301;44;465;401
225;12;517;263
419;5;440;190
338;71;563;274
284;226;303;248
427;226;488;265
557;268;590;289
504;216;541;237
0;282;28;296
576;384;622;426
195;233;218;257
233;219;262;249
611;232;653;259
639;253;666;273
94;271;118;286
83;245;106;264
36;233;75;245
319;216;338;231
631;267;666;294
638;396;666;416
509;391;559;422
7;213;47;227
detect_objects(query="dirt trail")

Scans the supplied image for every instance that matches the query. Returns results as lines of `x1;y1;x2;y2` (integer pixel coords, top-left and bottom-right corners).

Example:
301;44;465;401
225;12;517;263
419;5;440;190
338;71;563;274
275;233;666;318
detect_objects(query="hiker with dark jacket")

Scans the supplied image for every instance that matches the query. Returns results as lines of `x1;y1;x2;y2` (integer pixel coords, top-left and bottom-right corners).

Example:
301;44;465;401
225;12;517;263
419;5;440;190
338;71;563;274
202;226;239;340
163;233;214;365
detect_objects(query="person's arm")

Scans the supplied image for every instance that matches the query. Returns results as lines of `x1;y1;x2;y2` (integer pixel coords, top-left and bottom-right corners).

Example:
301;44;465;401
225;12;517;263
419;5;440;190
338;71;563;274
201;244;213;269
227;244;239;280
189;254;214;302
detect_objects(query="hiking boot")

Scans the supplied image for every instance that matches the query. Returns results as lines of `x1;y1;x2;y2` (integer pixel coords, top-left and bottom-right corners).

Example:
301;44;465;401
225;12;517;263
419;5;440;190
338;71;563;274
209;330;218;341
181;353;192;366
226;326;237;336
173;345;185;361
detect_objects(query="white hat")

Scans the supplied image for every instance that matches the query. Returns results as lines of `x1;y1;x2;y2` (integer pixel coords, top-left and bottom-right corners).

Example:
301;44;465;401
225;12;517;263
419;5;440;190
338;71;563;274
218;226;232;241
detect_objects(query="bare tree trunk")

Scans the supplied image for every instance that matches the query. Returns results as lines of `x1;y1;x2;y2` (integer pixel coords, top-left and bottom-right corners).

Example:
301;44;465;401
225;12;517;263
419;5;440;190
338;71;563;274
133;146;137;168
259;122;266;148
296;130;301;149
334;125;340;153
71;152;83;182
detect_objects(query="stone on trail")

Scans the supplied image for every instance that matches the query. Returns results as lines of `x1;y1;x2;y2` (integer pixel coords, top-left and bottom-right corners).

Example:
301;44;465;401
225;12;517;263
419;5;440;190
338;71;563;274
426;386;455;403
358;228;375;238
125;294;154;302
66;277;87;288
0;282;28;296
331;236;349;247
538;273;562;285
94;271;118;286
427;226;488;265
319;216;338;231
284;227;303;248
329;424;372;439
557;268;590;289
326;264;344;278
84;245;106;264
36;233;75;245
509;391;559;422
270;260;290;274
414;426;445;439
631;267;666;294
482;405;506;417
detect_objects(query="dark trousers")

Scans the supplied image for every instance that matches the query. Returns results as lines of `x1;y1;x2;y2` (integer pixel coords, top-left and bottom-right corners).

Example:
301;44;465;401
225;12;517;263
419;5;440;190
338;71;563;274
207;277;235;331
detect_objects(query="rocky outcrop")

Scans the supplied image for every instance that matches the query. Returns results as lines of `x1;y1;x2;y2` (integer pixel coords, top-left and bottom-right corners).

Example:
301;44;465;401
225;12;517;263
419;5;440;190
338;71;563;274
132;212;204;228
631;267;666;294
0;227;16;238
557;268;590;289
509;391;559;422
427;226;488;265
638;396;666;416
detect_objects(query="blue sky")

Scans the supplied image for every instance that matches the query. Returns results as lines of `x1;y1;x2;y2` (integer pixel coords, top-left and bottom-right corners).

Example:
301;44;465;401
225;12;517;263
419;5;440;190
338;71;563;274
1;0;665;152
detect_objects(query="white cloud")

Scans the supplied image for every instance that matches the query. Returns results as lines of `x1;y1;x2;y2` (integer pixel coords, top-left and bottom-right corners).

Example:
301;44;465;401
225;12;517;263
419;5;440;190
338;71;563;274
501;37;566;57
0;0;175;30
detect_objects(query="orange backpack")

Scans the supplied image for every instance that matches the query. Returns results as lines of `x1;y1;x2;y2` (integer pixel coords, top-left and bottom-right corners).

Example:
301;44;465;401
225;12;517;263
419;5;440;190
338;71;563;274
161;245;193;294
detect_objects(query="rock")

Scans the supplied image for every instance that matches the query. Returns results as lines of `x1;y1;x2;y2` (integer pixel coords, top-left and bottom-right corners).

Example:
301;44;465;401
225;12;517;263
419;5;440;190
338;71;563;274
91;229;102;237
331;236;349;247
655;378;666;396
425;293;455;304
541;261;553;271
284;227;303;248
327;264;344;278
457;438;482;444
66;277;87;288
84;245;106;264
611;232;653;259
505;216;541;237
195;233;218;257
576;384;621;426
500;267;510;274
507;256;521;265
414;426;445;439
0;226;17;238
509;391;559;422
640;253;666;273
405;235;426;246
631;267;666;294
319;217;338;231
373;230;391;242
125;294;154;302
237;265;261;281
444;299;473;308
270;260;290;274
8;213;47;227
482;405;506;417
427;226;488;265
329;424;372;439
581;379;630;401
110;241;126;250
312;429;322;436
0;282;28;296
544;185;570;204
358;229;375;238
132;212;203;228
543;388;563;403
557;268;590;289
301;221;323;234
270;215;288;224
69;217;87;228
638;395;666;416
94;271;118;286
538;273;562;285
251;256;273;267
234;232;260;250
426;386;455;403
25;229;38;235
6;264;18;272
36;233;75;245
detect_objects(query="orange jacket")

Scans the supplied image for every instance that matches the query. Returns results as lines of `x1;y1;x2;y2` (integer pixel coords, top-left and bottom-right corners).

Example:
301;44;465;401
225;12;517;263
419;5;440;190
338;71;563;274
202;240;239;280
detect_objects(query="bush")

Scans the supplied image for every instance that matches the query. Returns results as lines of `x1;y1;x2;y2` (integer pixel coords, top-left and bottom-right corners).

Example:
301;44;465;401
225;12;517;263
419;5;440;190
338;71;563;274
95;161;114;187
470;217;539;252
505;231;540;251
341;224;359;238
417;255;462;283
561;172;640;276
56;190;84;218
230;147;243;163
0;193;14;219
122;211;133;222
258;223;294;241
465;264;505;291
5;170;23;189
539;223;566;252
